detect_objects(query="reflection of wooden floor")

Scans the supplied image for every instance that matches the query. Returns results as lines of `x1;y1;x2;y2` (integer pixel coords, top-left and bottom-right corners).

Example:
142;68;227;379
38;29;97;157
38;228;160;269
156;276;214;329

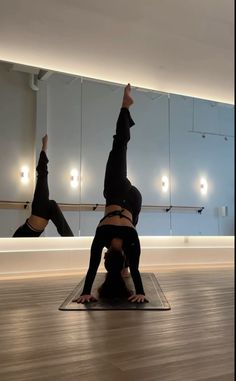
0;266;234;381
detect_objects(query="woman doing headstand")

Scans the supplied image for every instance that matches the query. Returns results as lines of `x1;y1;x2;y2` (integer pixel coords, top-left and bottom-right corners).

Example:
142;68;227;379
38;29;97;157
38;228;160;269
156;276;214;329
13;135;74;237
73;84;148;304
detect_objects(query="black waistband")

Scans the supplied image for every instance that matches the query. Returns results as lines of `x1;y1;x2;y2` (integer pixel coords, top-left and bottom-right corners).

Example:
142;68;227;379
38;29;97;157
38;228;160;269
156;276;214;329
100;210;133;224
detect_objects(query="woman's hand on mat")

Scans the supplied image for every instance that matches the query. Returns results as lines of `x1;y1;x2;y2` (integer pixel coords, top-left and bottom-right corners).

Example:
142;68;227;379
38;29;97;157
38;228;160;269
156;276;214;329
72;294;97;303
128;294;149;303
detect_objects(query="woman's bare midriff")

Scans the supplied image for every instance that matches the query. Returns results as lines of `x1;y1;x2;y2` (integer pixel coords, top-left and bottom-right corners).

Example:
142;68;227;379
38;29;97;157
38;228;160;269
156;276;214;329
98;204;134;228
27;215;49;231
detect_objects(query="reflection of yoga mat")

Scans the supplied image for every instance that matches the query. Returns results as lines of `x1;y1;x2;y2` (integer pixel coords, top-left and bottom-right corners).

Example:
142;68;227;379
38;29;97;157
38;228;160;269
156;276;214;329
59;273;171;311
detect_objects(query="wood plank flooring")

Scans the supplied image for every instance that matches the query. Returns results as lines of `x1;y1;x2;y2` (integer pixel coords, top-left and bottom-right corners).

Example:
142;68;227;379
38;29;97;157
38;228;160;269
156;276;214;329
0;266;234;381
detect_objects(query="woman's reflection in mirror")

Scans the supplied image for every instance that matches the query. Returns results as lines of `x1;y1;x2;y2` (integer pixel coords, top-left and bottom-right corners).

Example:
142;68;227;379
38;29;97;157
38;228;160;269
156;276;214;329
13;135;74;237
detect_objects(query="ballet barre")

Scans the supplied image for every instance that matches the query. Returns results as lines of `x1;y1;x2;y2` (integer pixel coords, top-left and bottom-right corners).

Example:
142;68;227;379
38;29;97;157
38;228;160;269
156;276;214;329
0;201;204;214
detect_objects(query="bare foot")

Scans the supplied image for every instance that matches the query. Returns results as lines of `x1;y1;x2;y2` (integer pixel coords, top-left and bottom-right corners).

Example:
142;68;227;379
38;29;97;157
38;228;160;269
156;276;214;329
122;83;134;108
42;134;48;152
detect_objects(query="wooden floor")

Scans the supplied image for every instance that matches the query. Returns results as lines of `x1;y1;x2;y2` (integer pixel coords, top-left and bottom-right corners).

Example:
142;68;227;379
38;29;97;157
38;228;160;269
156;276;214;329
0;266;234;381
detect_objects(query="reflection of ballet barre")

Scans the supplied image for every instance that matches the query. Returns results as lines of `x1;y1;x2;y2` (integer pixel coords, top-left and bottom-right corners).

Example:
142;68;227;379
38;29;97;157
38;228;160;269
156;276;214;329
0;201;204;214
164;205;205;214
0;201;31;210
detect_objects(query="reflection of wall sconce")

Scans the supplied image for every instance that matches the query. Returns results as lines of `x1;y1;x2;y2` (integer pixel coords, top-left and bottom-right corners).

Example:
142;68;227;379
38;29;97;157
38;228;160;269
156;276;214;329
70;169;79;188
21;166;29;184
161;176;169;192
200;178;208;195
219;206;228;217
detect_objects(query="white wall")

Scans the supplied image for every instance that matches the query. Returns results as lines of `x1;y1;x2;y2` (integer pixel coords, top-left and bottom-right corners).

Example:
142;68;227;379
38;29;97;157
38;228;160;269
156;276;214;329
0;63;234;237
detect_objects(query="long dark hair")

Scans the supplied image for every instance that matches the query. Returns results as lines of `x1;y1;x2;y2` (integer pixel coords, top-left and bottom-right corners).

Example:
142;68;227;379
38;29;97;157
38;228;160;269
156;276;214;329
98;248;132;298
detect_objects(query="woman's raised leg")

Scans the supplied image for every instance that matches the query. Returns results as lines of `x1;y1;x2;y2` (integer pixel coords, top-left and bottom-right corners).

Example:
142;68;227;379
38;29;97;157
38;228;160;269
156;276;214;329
103;84;135;200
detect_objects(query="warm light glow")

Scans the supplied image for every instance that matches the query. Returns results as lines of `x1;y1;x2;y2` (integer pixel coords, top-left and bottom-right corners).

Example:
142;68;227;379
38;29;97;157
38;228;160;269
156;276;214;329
0;236;233;279
2;55;232;104
161;175;169;192
21;166;29;184
200;178;208;195
70;169;79;188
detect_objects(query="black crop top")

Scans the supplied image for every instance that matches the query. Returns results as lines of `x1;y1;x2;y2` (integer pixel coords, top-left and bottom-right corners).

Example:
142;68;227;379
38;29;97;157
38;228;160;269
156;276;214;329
99;209;133;224
81;225;145;295
12;220;43;237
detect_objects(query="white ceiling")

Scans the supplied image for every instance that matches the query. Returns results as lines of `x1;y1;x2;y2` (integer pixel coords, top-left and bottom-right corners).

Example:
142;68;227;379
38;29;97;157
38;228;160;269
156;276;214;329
0;0;234;104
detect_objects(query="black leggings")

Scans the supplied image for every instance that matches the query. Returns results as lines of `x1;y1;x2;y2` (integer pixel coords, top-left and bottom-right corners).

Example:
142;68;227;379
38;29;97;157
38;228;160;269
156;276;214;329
13;151;74;237
103;108;142;227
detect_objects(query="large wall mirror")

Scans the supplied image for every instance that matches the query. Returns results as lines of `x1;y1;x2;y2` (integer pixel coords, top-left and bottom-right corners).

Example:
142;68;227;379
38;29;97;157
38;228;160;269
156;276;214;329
0;60;234;237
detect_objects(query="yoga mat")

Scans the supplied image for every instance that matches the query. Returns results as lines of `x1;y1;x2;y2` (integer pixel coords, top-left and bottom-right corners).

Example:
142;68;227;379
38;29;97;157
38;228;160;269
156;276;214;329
59;273;171;310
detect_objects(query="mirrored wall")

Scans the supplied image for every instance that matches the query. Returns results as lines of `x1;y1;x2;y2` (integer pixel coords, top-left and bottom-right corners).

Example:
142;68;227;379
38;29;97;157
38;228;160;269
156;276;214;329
0;60;234;237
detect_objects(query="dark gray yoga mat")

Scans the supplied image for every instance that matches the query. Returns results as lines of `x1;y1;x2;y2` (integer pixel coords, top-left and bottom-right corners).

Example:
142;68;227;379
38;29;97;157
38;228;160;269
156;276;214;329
59;272;171;311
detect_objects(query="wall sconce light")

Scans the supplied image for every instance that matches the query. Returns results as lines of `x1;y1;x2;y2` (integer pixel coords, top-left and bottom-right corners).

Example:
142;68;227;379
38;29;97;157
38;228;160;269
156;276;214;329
200;178;208;195
21;166;29;184
161;175;169;192
70;169;79;188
